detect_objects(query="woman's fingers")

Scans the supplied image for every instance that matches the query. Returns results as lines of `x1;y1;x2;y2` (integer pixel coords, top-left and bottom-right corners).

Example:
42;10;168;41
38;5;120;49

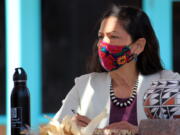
104;121;138;134
71;114;91;127
76;115;91;124
76;120;88;127
131;125;138;134
105;122;124;129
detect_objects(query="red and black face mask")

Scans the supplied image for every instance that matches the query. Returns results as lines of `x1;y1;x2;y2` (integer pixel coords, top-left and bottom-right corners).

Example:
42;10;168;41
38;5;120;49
97;40;136;71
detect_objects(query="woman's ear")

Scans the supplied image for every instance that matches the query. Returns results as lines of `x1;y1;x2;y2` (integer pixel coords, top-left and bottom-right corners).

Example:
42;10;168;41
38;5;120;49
135;38;146;55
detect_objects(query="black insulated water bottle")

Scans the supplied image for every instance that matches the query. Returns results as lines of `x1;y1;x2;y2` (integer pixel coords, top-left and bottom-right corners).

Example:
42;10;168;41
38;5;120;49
11;67;30;135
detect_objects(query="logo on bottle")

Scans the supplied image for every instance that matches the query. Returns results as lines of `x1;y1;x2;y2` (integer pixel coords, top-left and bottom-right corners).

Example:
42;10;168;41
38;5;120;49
11;107;23;128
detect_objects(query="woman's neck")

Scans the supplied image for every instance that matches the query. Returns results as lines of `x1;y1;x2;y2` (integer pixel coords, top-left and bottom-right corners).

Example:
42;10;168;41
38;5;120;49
109;61;139;87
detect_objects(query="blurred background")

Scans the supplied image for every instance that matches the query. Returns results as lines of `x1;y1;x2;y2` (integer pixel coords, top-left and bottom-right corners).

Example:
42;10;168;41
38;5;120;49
0;0;180;134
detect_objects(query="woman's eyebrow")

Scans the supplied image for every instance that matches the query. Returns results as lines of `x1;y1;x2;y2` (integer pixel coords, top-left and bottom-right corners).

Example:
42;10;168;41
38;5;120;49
98;31;120;34
110;31;120;34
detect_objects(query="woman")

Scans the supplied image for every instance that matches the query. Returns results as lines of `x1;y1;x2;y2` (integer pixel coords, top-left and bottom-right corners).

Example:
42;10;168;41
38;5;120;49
53;5;180;134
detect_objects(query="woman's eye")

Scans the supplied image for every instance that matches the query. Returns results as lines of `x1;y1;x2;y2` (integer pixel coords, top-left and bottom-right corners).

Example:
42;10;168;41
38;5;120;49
98;35;103;39
110;35;119;39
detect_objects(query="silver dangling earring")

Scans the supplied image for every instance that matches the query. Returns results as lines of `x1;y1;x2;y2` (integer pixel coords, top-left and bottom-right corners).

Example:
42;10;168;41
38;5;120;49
134;54;138;62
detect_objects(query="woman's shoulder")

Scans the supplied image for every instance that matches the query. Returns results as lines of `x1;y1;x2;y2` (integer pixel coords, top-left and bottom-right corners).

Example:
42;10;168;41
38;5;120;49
142;70;180;82
159;70;180;80
74;72;108;84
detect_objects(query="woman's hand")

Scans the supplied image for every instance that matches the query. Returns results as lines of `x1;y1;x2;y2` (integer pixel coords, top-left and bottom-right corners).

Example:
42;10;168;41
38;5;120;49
104;121;138;134
72;114;91;127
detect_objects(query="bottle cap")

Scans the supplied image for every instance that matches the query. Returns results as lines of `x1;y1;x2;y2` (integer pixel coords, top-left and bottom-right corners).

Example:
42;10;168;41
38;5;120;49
13;67;27;81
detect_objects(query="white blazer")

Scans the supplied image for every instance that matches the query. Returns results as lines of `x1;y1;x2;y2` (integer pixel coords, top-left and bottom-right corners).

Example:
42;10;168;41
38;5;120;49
53;70;180;128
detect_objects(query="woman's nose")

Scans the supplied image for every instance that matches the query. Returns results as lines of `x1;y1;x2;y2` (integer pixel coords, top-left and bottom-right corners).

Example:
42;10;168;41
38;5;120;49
102;36;110;43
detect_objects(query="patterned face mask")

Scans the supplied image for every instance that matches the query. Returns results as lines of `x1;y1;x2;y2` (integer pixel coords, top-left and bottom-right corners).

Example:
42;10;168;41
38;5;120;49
97;40;135;71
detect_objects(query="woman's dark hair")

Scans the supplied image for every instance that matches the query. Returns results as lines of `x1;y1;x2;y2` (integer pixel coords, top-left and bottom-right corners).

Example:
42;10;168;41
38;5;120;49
87;5;164;75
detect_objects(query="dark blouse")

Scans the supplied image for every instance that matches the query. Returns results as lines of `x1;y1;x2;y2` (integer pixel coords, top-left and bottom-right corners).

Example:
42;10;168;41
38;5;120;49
109;96;138;126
